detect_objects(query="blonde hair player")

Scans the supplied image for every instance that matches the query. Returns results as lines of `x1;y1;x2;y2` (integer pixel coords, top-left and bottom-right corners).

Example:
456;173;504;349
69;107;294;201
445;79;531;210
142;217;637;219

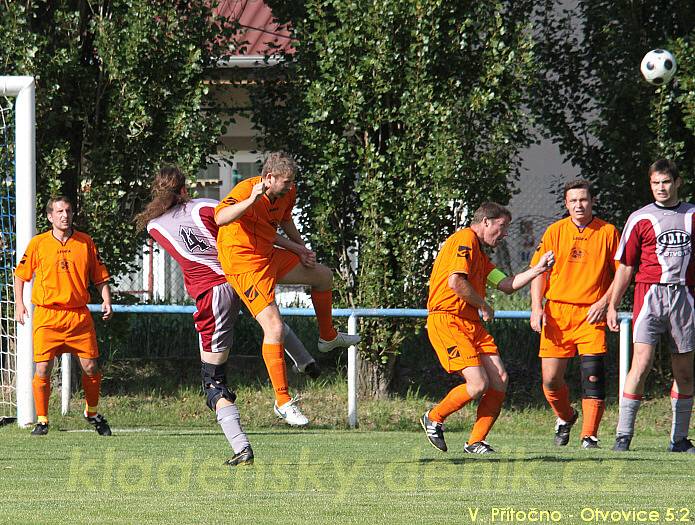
215;152;360;426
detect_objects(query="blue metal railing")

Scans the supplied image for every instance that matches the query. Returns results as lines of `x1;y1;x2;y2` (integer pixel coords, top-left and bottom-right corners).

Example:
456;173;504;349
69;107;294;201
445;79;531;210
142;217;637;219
78;305;632;428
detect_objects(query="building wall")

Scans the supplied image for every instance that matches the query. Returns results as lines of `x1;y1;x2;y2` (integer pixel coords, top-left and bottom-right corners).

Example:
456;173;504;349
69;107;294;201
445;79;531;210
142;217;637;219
492;137;579;273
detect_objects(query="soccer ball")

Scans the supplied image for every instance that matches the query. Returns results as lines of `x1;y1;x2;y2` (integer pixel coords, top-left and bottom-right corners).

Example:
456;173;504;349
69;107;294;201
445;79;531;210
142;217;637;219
640;49;677;86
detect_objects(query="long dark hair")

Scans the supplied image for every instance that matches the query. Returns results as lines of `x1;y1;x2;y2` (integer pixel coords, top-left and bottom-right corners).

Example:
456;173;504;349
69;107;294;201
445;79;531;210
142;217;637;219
135;166;190;231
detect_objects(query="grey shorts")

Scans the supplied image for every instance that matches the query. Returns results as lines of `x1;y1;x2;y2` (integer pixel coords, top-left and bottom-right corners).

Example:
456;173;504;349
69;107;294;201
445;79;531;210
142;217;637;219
633;282;695;354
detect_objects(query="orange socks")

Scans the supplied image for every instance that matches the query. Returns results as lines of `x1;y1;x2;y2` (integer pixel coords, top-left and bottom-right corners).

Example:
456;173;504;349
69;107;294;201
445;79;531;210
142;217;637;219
32;374;50;424
580;398;605;438
82;372;102;417
430;385;506;443
429;383;474;423
33;371;103;421
468;388;506;444
262;342;291;406
542;383;575;422
311;290;338;341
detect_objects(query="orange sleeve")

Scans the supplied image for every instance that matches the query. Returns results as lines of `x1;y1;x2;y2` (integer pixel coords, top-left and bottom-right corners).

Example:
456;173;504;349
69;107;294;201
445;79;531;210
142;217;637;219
14;237;37;282
88;238;110;284
447;229;475;277
215;178;254;217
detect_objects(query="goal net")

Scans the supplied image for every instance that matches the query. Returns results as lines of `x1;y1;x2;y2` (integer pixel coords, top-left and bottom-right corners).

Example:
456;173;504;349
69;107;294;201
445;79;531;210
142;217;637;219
0;76;36;427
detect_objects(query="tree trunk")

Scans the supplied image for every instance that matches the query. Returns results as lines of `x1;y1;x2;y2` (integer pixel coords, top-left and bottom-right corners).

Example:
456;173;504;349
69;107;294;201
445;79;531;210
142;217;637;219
357;353;396;400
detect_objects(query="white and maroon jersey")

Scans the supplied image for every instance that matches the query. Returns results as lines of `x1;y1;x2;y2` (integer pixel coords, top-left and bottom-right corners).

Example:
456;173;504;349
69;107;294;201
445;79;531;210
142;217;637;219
147;198;227;299
615;201;695;285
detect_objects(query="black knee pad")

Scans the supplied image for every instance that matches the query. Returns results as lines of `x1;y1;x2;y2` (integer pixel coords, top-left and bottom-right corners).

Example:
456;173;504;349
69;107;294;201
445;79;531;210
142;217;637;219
580;354;606;400
201;362;236;411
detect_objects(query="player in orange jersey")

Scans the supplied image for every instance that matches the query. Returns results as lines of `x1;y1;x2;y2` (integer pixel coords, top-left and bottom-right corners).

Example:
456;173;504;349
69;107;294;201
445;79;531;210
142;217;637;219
530;179;619;449
215;152;360;426
421;202;555;454
134;166;325;466
14;196;113;436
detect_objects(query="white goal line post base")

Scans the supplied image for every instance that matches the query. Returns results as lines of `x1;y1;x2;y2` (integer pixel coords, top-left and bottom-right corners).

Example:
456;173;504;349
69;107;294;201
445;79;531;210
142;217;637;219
59;307;632;428
0;76;36;428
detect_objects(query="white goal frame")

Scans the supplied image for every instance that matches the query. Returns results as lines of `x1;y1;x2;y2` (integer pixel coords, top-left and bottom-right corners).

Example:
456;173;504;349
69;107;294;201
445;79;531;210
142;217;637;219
1;76;36;427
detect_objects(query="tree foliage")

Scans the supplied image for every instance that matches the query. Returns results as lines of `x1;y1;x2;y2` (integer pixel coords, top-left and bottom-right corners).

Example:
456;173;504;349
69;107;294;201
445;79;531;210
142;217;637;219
252;0;540;395
531;0;695;227
0;0;236;277
673;37;695;151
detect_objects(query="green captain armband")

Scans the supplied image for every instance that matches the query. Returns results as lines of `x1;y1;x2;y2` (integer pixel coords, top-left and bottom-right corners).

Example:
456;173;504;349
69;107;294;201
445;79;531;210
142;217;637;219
486;268;507;288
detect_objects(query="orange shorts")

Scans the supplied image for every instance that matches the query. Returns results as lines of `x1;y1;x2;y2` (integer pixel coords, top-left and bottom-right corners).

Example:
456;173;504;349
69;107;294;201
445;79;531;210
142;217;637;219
32;305;99;362
226;248;300;317
427;313;498;373
539;301;607;358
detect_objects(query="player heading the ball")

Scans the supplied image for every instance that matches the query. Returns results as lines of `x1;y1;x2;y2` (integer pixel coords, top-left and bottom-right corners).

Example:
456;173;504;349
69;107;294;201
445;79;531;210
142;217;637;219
136;166;323;465
421;202;554;454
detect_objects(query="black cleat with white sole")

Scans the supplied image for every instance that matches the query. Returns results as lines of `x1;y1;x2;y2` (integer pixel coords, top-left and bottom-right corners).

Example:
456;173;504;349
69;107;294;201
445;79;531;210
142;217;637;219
554;409;578;446
463;441;496;454
581;436;600;449
420;411;447;452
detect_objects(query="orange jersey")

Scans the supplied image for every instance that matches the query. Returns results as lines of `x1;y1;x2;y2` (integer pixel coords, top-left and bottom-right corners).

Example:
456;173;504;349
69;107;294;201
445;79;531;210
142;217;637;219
530;216;619;304
215;176;296;273
15;230;110;308
428;228;495;320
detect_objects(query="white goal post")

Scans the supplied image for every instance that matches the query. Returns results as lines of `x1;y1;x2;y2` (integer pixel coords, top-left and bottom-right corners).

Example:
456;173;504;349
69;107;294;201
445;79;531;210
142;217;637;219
1;76;36;427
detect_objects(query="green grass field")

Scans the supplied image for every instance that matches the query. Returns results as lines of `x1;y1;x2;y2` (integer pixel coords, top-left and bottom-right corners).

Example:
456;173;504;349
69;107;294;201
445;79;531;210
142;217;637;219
2;392;695;525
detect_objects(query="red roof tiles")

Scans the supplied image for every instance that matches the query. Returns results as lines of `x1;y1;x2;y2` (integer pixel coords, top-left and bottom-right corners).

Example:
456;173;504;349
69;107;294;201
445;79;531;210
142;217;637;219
214;0;293;57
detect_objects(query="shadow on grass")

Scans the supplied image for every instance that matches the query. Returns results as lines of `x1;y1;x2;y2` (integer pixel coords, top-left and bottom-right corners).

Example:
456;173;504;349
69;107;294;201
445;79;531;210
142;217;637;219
151;430;329;437
417;455;655;465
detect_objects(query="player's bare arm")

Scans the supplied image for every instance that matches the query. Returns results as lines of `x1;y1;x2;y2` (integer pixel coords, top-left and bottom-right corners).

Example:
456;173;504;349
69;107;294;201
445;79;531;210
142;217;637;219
279;219;317;268
274;233;300;251
607;263;634;331
215;181;266;226
497;251;555;294
586;281;615;324
448;273;494;321
279;218;304;245
96;281;113;321
274;234;316;268
13;275;28;325
529;273;546;333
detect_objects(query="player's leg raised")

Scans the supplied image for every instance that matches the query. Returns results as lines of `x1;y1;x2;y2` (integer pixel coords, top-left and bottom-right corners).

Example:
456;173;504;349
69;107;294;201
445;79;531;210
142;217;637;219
278;259;360;353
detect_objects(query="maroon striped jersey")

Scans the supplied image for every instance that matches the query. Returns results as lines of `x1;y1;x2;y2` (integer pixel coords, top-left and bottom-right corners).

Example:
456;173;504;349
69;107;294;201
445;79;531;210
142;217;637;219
147;198;227;299
615;201;695;285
